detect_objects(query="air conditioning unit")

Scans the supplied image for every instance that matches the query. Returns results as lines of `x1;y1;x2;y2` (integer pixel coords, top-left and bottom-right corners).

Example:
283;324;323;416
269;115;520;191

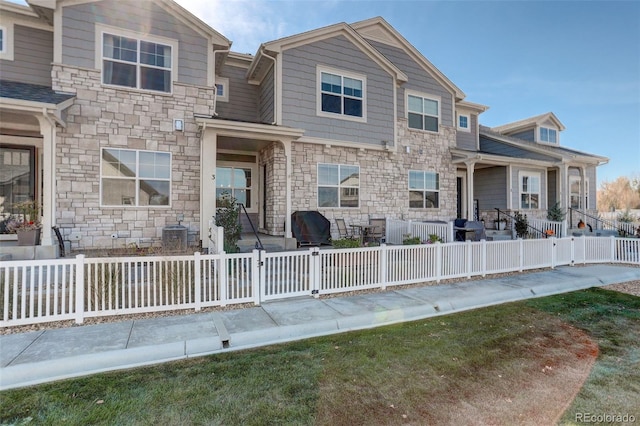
162;225;187;251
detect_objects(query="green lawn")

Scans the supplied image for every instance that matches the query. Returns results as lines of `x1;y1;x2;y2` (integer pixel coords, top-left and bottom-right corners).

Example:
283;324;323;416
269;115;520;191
1;288;638;425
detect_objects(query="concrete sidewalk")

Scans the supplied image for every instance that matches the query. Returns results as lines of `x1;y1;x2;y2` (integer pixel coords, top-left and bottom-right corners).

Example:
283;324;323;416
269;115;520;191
1;264;639;390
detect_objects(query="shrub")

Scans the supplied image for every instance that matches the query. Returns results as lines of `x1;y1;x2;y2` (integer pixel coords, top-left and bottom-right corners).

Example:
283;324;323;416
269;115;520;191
403;236;421;245
617;209;637;223
546;202;565;222
514;211;529;238
215;194;242;253
332;238;362;249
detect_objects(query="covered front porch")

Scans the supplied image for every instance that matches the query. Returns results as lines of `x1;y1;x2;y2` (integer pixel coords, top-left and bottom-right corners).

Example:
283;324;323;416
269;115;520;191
0;81;74;259
196;117;304;251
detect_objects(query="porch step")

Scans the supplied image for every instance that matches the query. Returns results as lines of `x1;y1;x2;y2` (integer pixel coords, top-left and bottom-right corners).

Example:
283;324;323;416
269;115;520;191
485;230;512;241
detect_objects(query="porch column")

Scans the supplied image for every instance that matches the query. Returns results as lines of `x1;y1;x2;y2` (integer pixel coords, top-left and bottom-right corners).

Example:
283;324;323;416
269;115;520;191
464;160;476;220
559;163;568;211
283;139;292;238
36;114;56;247
200;128;217;249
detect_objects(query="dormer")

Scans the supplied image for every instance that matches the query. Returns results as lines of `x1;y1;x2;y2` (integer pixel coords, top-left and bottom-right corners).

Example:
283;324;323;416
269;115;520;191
491;112;565;145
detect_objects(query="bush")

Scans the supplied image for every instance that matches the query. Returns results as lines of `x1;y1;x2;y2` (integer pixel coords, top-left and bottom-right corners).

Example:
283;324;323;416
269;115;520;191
514;211;529;238
332;238;362;249
617;209;637;223
403;236;421;245
547;202;565;222
215;194;242;253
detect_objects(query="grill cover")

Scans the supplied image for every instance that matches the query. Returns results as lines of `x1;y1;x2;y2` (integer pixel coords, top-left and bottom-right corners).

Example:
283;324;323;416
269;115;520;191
291;211;331;246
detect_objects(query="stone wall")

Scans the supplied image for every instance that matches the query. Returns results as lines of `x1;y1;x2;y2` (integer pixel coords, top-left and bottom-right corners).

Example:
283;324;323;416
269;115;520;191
52;64;212;249
288;120;458;239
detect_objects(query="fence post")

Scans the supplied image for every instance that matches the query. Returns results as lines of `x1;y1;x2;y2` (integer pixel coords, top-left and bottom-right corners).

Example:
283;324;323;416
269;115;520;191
550;237;556;269
75;254;85;324
194;252;202;311
481;239;487;277
252;249;262;305
610;236;616;263
435;241;442;283
448;221;454;243
218;251;227;307
465;240;472;279
380;244;388;290
311;247;320;298
570;237;575;266
518;238;524;272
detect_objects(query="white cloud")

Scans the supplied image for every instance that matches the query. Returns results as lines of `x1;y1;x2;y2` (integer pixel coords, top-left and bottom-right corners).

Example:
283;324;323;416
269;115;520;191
175;0;293;54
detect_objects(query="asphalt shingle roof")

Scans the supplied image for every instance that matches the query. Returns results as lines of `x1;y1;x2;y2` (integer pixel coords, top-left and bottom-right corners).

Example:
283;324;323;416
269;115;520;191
0;80;75;105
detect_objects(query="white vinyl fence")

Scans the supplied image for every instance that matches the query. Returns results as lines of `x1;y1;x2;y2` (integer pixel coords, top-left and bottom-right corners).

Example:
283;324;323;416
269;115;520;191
386;219;452;244
2;236;639;327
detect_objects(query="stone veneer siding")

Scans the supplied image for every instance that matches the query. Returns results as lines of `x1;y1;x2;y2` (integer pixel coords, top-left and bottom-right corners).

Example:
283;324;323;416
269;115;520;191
52;64;213;250
289;120;458;239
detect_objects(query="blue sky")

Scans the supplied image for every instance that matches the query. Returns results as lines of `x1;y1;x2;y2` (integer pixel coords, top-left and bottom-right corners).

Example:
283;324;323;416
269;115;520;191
10;0;640;185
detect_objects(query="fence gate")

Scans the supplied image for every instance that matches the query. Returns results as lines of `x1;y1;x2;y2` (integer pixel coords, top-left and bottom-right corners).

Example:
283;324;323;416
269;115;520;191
259;250;316;301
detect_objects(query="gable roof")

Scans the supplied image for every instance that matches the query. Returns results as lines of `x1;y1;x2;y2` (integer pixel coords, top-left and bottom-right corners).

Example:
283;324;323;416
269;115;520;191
491;112;566;134
479;125;607;165
26;0;231;48
247;20;407;84
350;17;465;101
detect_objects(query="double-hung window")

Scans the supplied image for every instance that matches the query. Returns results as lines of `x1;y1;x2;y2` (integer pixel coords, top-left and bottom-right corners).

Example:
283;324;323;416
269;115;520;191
520;172;540;209
101;29;174;93
408;92;440;132
318;67;365;120
216;166;252;208
101;149;171;206
539;127;557;143
409;171;439;208
318;164;359;208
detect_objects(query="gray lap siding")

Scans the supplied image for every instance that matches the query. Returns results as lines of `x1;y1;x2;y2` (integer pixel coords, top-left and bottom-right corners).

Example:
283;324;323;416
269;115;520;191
280;35;395;147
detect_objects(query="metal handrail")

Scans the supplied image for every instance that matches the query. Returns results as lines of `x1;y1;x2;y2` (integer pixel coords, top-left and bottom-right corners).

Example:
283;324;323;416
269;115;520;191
238;203;264;250
568;207;630;237
494;208;548;239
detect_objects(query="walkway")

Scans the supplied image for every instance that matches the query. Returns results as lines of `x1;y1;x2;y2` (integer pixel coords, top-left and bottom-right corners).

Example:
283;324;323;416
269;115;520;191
1;264;639;390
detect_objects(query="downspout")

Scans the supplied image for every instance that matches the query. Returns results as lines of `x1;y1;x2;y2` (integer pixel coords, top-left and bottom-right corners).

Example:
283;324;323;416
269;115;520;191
212;48;230;116
261;49;278;125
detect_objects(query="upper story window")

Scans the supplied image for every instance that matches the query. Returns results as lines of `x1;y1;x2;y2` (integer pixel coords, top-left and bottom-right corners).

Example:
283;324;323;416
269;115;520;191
457;113;470;132
215;76;229;102
317;163;359;208
407;92;440;132
317;66;366;122
539;127;558;144
0;21;14;60
519;172;540;209
101;148;171;207
99;25;176;93
409;170;439;208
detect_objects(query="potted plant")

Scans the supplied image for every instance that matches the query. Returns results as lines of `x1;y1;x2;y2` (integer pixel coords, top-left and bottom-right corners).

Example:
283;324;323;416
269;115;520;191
7;200;42;246
494;217;508;230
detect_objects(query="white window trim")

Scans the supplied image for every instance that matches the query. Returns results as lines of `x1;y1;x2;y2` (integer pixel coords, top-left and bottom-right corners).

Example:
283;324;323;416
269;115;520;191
408;170;440;209
519;171;541;210
538;126;558;144
317;163;360;209
406;90;441;133
0;21;14;61
457;113;470;132
100;148;172;208
94;24;178;95
215;76;229;102
316;65;367;123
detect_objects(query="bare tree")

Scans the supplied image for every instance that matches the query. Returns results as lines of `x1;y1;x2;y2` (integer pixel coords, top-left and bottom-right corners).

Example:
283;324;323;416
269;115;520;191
597;176;640;212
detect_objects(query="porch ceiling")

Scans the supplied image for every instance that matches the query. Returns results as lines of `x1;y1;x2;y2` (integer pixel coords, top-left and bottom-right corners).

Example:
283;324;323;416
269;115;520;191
217;135;271;151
